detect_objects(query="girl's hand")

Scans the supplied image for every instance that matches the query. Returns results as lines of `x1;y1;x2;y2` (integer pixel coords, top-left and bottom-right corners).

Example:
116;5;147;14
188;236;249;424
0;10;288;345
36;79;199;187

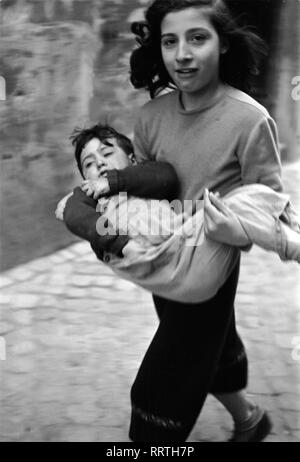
55;192;74;221
81;178;110;199
204;189;250;247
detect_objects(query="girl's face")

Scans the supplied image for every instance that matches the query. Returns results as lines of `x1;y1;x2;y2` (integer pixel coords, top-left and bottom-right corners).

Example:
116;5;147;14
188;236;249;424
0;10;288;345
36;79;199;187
161;7;222;97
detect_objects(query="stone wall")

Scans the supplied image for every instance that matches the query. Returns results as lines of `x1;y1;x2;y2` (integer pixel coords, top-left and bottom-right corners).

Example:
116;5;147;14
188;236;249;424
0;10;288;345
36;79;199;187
0;14;99;270
0;0;146;271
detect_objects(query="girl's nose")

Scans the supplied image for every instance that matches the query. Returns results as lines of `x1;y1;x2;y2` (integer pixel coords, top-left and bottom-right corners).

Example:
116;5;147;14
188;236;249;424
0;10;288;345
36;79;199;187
176;40;192;63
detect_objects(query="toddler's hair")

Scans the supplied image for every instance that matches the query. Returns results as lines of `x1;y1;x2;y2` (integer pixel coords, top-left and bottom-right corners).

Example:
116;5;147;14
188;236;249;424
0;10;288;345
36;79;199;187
70;124;134;176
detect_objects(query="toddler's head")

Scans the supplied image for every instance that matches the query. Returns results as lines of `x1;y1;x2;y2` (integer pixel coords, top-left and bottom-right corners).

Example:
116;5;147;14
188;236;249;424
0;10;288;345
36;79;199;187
70;124;135;180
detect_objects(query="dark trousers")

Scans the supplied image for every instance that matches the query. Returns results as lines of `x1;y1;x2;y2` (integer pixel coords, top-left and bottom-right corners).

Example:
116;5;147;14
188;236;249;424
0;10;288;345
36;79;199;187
129;259;248;442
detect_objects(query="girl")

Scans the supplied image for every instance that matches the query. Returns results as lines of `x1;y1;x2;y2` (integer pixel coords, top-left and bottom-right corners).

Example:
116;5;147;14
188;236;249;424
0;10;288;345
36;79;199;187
60;0;284;442
126;0;283;442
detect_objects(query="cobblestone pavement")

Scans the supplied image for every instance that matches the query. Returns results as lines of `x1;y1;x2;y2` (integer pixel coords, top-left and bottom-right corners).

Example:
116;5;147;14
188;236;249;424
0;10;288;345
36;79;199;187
0;163;300;443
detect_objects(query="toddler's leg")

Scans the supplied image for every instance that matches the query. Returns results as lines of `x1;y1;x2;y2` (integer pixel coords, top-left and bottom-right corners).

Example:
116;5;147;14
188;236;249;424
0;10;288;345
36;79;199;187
219;194;300;263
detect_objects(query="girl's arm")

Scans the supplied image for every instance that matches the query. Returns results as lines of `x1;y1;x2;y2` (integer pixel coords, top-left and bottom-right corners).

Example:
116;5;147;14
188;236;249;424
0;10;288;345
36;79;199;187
106;161;179;201
106;112;179;201
205;115;283;247
239;116;283;192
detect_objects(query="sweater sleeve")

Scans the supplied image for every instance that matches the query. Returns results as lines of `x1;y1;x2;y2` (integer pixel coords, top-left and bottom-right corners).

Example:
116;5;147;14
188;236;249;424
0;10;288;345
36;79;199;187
63;187;129;260
106;110;179;201
238;116;283;192
106;161;179;200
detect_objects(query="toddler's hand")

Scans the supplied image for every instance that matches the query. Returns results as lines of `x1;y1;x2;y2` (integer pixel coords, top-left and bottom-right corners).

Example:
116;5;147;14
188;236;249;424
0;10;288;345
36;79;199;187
81;178;110;199
55;192;73;221
122;240;147;259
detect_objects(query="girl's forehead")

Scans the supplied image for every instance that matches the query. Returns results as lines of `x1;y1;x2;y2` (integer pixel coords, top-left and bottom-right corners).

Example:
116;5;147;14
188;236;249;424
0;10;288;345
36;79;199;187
161;7;213;33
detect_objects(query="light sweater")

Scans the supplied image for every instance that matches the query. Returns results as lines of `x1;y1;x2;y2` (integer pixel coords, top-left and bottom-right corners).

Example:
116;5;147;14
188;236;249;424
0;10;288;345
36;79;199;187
133;85;283;206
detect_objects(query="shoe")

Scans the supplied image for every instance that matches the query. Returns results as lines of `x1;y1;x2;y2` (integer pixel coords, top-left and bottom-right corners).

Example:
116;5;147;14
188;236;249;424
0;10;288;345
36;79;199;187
228;411;272;442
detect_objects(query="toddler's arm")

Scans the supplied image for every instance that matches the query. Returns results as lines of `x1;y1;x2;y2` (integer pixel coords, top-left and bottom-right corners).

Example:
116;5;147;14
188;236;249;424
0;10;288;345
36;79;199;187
63;187;130;260
55;192;74;221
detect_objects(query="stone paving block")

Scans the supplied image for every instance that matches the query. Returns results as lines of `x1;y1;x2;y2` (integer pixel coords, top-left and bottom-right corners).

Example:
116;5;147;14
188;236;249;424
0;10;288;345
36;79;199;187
42;285;68;295
11;310;33;326
66;401;104;425
48;272;70;286
0;293;13;305
0;420;28;442
7;267;35;282
247;376;270;395
61;298;93;311
98;426;128;443
10;340;36;356
256;360;296;378
50;425;101;443
290;430;300;441
69;242;91;256
278;393;300;412
63;287;90;299
35;307;59;322
11;294;40;310
5;324;34;339
39;294;60;307
58;249;79;261
76;253;98;263
273;332;299;350
0;373;32;395
70;275;98;287
20;424;63;443
31;274;54;287
273;377;300;395
5;357;36;374
50;262;74;275
26;257;54;273
47;253;68;265
0;322;14;335
0;276;13;289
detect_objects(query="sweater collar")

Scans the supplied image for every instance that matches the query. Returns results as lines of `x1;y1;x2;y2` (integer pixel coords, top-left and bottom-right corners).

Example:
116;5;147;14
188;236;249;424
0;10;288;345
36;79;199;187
176;84;228;115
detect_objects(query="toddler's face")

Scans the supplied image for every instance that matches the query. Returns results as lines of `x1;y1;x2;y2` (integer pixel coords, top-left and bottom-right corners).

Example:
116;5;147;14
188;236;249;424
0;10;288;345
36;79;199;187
80;137;131;180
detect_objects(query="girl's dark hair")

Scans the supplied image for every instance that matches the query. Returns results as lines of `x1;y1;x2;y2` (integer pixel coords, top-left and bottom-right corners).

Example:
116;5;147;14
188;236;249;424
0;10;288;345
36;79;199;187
130;0;267;98
70;124;133;176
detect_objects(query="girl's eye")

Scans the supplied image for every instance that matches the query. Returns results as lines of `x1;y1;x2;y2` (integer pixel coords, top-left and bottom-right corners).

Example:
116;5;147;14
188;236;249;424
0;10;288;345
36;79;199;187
190;34;207;44
85;162;93;169
161;37;177;48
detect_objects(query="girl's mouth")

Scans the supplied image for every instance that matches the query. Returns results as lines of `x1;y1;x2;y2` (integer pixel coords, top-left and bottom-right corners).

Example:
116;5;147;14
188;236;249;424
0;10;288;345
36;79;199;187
175;69;198;79
176;68;197;75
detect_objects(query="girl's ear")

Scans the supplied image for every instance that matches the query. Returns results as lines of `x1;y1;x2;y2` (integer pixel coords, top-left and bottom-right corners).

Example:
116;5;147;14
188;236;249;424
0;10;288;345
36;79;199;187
220;37;229;55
